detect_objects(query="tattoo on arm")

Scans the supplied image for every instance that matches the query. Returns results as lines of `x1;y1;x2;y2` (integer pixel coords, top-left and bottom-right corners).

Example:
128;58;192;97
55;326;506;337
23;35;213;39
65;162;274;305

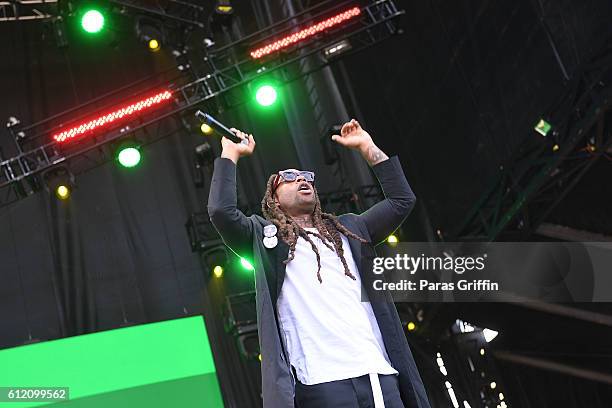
363;144;389;166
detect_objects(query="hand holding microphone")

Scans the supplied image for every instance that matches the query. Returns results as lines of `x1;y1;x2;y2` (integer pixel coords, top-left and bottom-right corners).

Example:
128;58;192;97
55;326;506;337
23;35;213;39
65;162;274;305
221;127;255;164
195;110;255;164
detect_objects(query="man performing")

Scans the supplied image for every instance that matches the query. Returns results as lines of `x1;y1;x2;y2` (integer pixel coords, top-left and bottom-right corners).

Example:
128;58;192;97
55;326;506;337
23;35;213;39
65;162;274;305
208;119;431;408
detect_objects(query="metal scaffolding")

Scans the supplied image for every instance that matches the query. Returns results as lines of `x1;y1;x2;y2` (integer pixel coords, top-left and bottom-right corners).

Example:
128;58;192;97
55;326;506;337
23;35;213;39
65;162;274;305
452;39;612;241
0;0;56;22
108;0;206;28
0;0;404;208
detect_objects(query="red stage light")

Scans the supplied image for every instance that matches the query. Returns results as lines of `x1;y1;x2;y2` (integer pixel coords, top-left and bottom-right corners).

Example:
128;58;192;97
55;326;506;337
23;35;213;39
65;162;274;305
249;6;361;59
53;90;173;143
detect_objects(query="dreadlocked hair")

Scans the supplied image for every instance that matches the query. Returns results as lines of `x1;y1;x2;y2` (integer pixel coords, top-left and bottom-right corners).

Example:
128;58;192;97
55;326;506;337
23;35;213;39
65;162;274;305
261;174;367;283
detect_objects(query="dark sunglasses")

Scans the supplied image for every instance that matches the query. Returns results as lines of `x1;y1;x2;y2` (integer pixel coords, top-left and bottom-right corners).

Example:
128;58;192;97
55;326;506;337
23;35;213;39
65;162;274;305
273;170;315;192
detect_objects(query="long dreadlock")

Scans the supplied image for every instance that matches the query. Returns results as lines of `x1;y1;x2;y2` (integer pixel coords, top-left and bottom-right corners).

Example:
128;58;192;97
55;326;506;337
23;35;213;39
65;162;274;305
261;174;367;283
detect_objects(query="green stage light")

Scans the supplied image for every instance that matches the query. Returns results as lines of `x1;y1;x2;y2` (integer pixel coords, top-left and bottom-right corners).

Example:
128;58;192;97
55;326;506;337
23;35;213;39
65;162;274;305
81;9;105;34
240;257;254;271
534;118;551;136
255;85;277;107
117;146;141;168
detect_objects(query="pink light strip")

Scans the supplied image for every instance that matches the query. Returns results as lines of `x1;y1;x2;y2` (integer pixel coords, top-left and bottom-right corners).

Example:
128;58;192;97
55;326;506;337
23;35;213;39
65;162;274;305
249;6;361;59
53;90;173;143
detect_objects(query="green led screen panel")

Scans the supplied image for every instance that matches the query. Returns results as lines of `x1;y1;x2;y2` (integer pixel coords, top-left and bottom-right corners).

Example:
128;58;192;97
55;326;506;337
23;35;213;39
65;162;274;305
0;316;224;407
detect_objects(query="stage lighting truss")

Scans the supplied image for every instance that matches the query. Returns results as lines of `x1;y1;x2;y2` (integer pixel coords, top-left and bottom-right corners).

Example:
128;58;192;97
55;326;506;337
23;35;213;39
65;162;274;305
106;0;206;28
2;0;207;27
453;43;612;241
0;0;56;22
0;0;403;208
180;0;404;113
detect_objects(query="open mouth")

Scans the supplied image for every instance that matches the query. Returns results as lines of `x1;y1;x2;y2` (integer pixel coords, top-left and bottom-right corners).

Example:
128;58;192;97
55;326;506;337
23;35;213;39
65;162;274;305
297;182;312;193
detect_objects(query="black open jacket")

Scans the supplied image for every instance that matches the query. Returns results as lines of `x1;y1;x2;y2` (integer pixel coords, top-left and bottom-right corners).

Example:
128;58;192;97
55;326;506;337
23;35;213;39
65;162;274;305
208;156;431;408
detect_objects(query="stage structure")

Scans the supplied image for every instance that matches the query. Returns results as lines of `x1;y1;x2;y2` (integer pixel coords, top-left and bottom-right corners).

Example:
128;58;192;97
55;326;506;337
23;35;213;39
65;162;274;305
0;0;405;208
0;0;56;22
452;39;612;241
0;0;207;26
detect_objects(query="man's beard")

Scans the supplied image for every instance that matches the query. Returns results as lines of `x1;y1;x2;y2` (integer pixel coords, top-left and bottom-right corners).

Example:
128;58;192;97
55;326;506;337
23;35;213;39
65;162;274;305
296;199;315;213
291;193;316;214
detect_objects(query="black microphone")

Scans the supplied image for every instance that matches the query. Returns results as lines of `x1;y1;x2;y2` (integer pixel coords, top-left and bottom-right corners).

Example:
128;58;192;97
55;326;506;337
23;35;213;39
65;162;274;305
194;111;249;145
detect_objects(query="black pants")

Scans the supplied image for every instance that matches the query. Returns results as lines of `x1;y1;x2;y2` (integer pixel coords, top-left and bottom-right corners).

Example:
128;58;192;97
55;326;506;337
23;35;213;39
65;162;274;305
294;373;405;408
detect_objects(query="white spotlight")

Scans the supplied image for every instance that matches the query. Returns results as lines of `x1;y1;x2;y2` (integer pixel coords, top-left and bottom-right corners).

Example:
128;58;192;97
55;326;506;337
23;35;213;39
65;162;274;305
483;328;498;342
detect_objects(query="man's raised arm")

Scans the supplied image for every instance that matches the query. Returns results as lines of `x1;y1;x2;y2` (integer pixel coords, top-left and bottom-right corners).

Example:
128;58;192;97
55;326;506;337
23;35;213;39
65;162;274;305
207;128;257;256
331;119;416;244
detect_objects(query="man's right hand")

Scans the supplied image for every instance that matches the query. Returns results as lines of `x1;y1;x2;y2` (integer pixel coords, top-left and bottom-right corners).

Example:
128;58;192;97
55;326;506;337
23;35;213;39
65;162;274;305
221;128;256;164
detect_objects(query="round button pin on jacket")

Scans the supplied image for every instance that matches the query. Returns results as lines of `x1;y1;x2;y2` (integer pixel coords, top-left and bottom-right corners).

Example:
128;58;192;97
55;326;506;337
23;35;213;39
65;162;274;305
263;224;277;237
263;236;278;249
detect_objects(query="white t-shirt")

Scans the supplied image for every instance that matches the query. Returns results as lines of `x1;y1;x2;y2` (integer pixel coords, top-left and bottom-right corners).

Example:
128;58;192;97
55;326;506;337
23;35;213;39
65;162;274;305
276;227;398;385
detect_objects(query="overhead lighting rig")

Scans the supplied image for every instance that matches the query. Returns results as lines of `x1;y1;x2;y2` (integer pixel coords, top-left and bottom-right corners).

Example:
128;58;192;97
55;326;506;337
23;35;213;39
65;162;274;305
0;0;56;22
107;0;206;28
0;0;405;208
